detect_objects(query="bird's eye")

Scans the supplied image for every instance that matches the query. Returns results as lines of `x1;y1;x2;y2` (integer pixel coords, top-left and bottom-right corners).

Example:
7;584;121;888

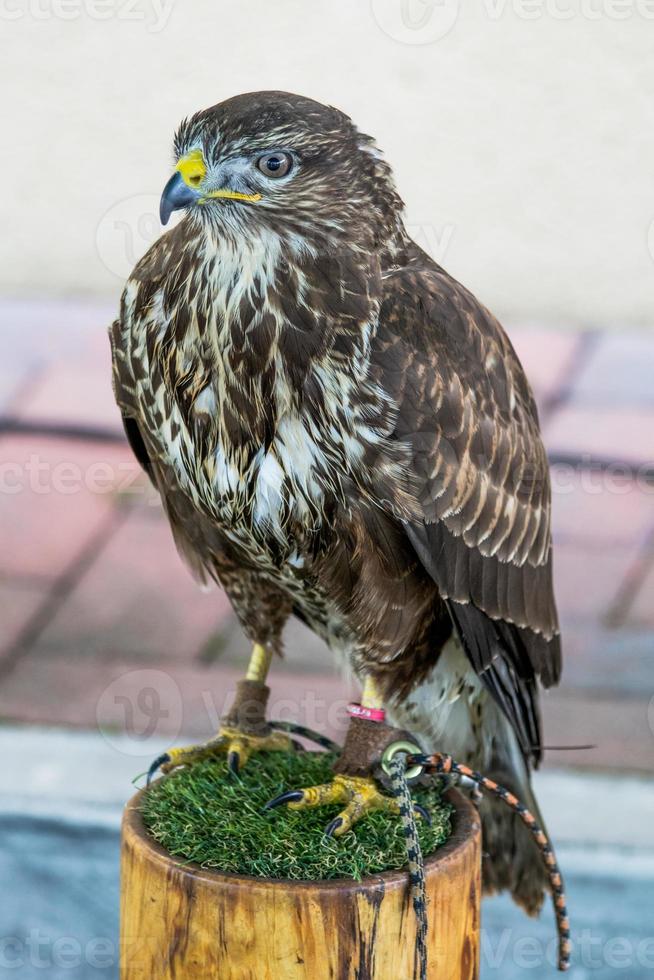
256;151;293;179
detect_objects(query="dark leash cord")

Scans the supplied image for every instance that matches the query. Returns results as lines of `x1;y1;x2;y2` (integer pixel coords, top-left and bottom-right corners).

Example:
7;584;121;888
269;719;341;753
404;751;572;975
267;721;571;976
387;750;428;980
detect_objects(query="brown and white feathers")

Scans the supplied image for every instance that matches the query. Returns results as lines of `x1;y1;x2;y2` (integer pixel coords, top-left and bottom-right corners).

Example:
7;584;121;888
110;91;562;913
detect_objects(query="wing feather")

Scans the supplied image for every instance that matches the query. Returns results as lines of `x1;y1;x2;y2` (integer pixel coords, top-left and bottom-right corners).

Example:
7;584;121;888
373;261;561;762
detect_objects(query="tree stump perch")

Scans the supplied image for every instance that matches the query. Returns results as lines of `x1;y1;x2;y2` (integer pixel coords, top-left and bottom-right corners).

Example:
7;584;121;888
121;787;481;980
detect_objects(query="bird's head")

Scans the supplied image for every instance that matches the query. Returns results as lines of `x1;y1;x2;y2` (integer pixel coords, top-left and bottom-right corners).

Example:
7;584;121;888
160;91;404;253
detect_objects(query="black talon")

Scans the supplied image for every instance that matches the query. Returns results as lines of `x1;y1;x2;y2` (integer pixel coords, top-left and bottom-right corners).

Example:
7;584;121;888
263;790;304;811
147;753;170;787
414;803;432;826
227;750;240;775
324;817;343;838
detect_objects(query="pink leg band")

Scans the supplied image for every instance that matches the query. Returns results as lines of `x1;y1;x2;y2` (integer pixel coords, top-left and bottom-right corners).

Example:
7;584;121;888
347;703;386;723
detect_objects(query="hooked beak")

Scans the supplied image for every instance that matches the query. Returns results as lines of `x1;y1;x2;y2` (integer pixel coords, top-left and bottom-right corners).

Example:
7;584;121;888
159;171;199;226
160;148;264;226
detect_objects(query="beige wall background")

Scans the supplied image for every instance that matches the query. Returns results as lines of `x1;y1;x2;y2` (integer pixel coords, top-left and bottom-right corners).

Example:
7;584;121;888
2;0;653;326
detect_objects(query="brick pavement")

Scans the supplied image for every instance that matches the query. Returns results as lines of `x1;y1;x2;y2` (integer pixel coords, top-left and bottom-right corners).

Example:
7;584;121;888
1;301;653;772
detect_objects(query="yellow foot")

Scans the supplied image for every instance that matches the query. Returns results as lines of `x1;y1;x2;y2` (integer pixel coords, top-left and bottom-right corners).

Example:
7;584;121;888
264;774;430;837
147;726;292;784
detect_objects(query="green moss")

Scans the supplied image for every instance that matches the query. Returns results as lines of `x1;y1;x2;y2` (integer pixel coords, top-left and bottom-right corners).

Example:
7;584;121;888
141;751;452;881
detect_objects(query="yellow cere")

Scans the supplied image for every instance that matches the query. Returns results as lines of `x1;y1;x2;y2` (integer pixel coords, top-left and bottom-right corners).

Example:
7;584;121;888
175;149;206;188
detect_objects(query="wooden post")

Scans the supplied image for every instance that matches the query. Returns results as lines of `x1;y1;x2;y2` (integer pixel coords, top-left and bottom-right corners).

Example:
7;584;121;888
121;787;481;980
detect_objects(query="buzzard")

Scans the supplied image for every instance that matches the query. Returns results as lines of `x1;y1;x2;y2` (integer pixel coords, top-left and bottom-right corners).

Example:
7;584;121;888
110;91;561;913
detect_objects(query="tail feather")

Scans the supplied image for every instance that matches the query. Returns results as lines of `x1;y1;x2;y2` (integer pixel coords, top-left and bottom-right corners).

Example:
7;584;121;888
386;634;552;915
479;756;549;915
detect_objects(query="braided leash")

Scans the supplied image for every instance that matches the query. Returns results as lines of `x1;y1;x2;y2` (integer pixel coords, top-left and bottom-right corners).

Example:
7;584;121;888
268;721;571;974
387;751;428;980
271;723;428;980
408;750;572;973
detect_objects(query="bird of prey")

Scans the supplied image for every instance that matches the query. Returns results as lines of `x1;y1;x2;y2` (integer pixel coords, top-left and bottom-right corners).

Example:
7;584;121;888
110;91;561;914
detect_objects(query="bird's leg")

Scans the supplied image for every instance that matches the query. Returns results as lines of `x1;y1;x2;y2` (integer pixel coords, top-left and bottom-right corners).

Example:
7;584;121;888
218;642;293;771
147;643;292;783
265;676;428;836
